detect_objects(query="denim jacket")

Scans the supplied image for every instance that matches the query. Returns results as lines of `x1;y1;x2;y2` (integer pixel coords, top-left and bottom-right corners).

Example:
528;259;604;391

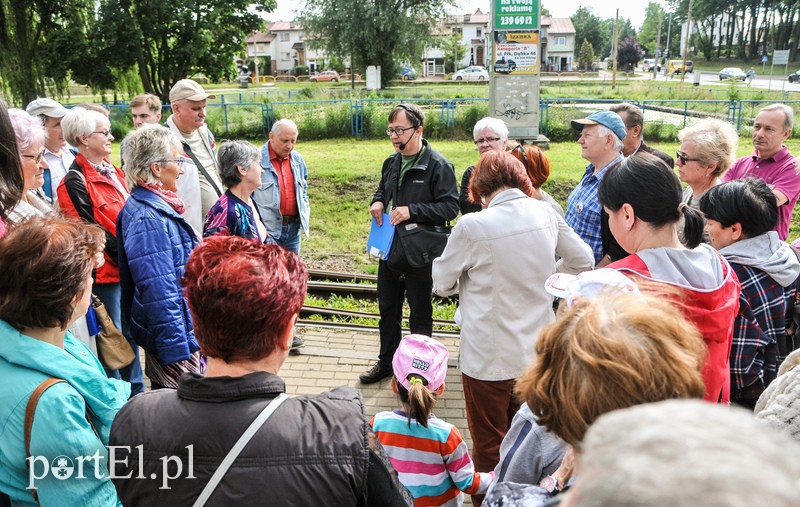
252;141;310;241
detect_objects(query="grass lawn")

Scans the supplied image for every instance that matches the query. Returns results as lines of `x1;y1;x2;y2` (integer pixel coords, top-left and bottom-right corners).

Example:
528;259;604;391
111;135;800;274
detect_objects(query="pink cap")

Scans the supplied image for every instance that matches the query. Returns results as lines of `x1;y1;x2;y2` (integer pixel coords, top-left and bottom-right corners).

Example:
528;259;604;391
392;334;449;391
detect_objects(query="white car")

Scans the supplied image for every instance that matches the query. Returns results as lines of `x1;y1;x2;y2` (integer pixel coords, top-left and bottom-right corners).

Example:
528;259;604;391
452;66;489;81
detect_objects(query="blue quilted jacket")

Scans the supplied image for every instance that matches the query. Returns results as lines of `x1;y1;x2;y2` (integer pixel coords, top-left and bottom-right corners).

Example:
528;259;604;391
117;186;200;366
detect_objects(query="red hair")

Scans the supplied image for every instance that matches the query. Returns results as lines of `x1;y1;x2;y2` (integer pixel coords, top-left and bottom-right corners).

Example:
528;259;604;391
469;150;534;204
509;144;551;188
182;236;308;362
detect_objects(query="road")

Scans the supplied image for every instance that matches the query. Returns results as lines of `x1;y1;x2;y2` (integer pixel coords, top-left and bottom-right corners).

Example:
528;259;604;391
627;69;800;92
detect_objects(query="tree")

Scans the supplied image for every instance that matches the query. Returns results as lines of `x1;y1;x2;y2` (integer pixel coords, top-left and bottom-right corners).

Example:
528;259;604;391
97;0;274;101
440;30;466;73
0;0;94;105
299;0;455;89
617;36;644;72
577;38;595;70
638;2;666;55
571;7;604;59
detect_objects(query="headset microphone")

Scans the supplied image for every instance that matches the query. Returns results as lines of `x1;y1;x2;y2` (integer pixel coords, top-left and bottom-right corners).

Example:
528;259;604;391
398;124;417;151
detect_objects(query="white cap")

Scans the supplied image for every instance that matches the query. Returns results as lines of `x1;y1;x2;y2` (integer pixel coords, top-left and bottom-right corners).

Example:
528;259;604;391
545;269;639;307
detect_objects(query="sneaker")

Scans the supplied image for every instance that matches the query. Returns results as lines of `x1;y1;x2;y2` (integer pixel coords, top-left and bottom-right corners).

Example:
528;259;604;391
289;336;305;355
359;362;393;384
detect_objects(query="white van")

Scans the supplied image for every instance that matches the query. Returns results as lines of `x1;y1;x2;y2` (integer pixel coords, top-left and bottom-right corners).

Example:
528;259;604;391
642;59;656;72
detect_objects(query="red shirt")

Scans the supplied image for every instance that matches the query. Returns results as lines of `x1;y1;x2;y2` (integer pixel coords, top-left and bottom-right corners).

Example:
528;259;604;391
269;144;298;217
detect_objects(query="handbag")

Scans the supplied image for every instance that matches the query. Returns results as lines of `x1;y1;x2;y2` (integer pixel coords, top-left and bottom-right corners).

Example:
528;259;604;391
91;294;135;370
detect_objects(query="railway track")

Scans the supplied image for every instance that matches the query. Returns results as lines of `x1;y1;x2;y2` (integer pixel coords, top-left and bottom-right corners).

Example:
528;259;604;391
303;270;459;336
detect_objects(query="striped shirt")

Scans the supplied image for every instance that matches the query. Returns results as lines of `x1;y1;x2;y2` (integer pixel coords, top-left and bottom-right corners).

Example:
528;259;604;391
371;410;493;507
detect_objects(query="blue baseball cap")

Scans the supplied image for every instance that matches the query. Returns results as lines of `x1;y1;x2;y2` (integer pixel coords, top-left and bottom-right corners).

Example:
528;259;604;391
571;110;627;141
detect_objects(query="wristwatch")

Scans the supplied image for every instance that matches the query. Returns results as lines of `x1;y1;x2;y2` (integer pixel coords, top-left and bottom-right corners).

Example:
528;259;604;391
538;475;560;494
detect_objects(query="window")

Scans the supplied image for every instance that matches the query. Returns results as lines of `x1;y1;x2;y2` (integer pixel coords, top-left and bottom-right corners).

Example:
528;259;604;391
476;28;482;37
282;52;291;61
556;36;566;46
452;27;463;36
281;33;290;42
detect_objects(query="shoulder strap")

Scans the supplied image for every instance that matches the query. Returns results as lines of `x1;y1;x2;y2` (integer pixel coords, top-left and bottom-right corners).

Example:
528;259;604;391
25;378;66;504
192;393;289;507
25;378;65;459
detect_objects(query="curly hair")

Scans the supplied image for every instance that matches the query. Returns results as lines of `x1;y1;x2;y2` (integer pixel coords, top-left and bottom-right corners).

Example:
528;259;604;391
517;290;706;448
182;236;308;362
0;217;104;330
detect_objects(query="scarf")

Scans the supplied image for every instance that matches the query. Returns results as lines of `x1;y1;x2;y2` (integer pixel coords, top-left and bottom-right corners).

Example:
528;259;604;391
142;183;186;215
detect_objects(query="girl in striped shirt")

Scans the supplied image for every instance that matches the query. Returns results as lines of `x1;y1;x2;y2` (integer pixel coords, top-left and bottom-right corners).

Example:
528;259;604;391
371;334;494;506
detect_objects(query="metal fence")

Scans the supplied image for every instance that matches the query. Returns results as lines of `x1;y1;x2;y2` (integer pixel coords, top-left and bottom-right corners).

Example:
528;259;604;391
104;96;800;139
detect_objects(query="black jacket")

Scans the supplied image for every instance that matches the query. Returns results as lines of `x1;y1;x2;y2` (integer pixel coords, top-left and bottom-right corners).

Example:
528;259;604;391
372;139;459;266
110;372;412;506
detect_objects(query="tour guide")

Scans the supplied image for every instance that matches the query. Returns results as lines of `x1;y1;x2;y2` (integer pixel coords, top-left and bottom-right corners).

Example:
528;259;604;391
360;103;459;384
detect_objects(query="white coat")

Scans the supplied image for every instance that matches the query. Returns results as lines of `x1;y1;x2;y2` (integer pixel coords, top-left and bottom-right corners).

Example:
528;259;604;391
432;188;594;380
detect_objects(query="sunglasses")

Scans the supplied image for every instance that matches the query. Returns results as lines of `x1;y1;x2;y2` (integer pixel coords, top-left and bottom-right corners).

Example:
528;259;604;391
676;150;702;164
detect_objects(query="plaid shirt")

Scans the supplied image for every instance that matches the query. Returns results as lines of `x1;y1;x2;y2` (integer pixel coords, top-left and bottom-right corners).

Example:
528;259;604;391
729;262;794;403
565;155;623;263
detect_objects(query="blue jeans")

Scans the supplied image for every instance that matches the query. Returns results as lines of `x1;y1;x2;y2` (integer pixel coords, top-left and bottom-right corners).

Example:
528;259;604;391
93;282;145;397
277;218;302;254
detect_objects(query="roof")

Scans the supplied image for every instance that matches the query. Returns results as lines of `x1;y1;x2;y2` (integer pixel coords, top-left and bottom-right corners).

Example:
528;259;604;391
245;31;272;43
269;21;303;31
544;17;575;34
448;8;489;25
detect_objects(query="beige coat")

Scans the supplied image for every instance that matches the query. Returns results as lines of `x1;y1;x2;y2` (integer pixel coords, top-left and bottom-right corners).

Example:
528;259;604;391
432;188;594;380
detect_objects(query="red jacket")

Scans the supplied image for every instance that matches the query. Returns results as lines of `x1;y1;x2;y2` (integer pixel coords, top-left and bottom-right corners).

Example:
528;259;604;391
610;244;741;403
57;153;127;283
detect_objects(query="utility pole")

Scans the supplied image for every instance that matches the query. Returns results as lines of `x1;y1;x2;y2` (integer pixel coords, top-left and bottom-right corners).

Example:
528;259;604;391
612;9;619;89
665;12;673;74
654;15;663;80
681;0;694;84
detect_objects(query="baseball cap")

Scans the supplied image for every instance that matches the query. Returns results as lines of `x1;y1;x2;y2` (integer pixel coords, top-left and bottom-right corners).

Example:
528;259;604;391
571;110;627;141
392;334;449;392
169;79;216;103
25;98;68;118
545;269;639;308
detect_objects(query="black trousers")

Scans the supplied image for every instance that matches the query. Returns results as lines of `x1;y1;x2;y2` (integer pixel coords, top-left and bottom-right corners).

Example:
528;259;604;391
377;244;434;368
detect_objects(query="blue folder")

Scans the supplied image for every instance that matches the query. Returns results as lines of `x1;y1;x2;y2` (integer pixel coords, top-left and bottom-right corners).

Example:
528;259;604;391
366;214;395;260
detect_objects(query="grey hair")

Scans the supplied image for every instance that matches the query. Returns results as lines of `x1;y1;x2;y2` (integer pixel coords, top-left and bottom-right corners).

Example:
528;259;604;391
472;117;509;141
609;103;643;129
121;124;181;188
61;107;109;147
573;399;800;507
217;140;261;188
595;124;624;153
677;119;739;176
272;119;298;135
760;103;794;132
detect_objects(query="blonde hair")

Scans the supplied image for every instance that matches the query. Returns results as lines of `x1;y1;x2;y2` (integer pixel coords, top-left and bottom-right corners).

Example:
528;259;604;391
395;377;437;428
517;290;706;448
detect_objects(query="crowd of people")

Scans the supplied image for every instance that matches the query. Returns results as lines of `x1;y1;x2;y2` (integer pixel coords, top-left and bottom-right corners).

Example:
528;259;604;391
1;86;800;506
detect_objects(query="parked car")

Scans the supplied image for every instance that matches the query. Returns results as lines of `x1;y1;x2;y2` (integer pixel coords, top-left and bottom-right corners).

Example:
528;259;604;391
494;58;516;74
789;70;800;83
452;66;489;81
400;66;417;80
642;58;656;72
309;70;340;82
719;67;747;81
667;60;689;75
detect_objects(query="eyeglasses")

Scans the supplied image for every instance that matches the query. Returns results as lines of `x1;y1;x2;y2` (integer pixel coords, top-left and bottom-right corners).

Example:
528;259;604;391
92;130;113;137
158;158;186;168
22;149;45;163
475;136;501;145
386;126;416;137
676;150;702;164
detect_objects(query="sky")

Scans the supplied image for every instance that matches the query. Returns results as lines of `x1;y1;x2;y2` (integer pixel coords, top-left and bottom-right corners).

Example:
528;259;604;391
268;0;666;30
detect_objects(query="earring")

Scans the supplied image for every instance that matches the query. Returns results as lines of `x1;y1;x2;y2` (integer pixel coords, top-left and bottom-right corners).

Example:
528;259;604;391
480;196;486;205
